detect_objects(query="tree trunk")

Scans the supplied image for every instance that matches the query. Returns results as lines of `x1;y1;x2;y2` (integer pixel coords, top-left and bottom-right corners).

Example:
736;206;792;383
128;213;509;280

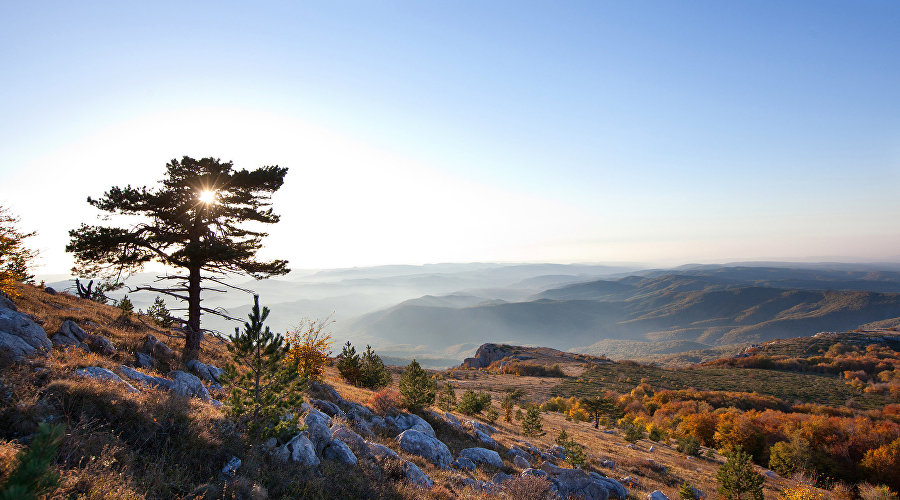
184;265;202;361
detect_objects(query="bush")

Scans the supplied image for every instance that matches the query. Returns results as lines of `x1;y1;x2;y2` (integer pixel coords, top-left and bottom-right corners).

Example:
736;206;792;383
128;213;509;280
0;422;64;500
369;389;400;416
858;484;898;500
457;390;491;415
623;421;644;443
677;436;702;457
222;296;307;438
285;318;333;381
398;359;437;412
562;438;586;468
436;382;456;411
521;406;544;437
717;446;764;500
679;482;697;500
146;296;174;328
359;345;392;389
485;405;499;424
336;341;361;385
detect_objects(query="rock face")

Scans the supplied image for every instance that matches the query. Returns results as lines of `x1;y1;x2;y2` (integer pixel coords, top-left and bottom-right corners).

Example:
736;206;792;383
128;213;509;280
459;447;503;468
75;367;139;393
387;412;435;437
169;370;210;400
402;461;433;486
396;429;452;467
541;461;628;500
461;343;510;369
134;351;155;368
367;441;400;461
85;334;116;355
514;454;531;469
332;425;368;458
648;491;669;500
0;302;51;360
305;411;333;456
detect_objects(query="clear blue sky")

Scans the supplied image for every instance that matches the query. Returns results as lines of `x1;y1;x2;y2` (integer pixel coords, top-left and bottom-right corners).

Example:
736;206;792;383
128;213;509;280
1;1;898;274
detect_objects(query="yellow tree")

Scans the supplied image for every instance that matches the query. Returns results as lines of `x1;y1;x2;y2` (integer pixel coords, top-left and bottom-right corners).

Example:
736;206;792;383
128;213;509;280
0;205;37;298
285;318;333;381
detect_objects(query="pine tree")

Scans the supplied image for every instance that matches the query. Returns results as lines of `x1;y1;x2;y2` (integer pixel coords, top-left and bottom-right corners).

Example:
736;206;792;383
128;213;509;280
222;296;306;439
437;382;456;411
563;438;586;468
521;405;544;437
116;295;134;318
360;344;392;389
485;404;499;424
717;446;764;500
0;206;37;298
398;359;437;412
146;296;174;328
679;482;697;500
336;341;361;385
0;422;64;500
556;428;570;446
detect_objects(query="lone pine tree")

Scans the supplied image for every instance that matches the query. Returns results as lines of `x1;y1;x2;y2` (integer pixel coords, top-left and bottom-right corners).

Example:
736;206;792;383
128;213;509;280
67;156;288;360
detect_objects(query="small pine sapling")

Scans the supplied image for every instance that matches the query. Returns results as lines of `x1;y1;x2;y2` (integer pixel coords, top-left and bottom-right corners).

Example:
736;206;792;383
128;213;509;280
521;405;544;437
336;341;361;386
398;359;437;412
146;296;174;328
222;296;307;439
563;438;586;469
678;482;697;500
717;446;764;500
360;344;392;389
0;422;64;500
437;382;457;411
556;428;570;447
485;404;499;424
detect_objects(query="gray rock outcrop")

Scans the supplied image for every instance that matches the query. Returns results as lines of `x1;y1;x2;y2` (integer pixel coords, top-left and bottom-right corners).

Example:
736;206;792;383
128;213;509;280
119;365;174;391
322;438;358;465
387;412;435;437
331;425;368;458
75;367;139;393
169;370;210;400
452;456;476;472
367;441;400;461
461;343;510;369
402;460;433;486
541;461;628;500
142;334;174;359
85;334;116;355
396;429;452;467
648;491;669;500
514;454;531;469
186;359;223;383
0;303;51;360
304;411;333;456
277;433;320;466
459;447;503;468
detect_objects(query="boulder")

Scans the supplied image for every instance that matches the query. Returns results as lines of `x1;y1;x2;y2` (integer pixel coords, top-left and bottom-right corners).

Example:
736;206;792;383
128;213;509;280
345;401;373;419
467;420;497;435
492;472;513;484
169;370;210;400
221;456;241;479
323;438;358;465
514;454;531;469
75;367;139;393
56;320;87;341
0;332;37;361
599;459;615;469
186;359;223;383
402;460;433;487
134;351;155;368
0;304;51;354
453;456;476;472
396;429;452;467
443;412;463;429
459;447;503;468
310;398;346;419
366;441;399;460
0;295;16;311
521;467;548;479
648;445;655;452
549;445;565;458
508;446;530;460
49;332;89;352
331;425;368;458
304;413;333;456
347;412;374;437
648;491;669;500
142;334;174;359
278;433;320;466
119;365;174;391
85;334;116;355
44;287;56;295
541;461;628;500
387;412;435;437
474;429;497;447
305;408;332;428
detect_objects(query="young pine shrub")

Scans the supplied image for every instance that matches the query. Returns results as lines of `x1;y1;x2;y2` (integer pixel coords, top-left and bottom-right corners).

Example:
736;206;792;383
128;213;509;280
336;341;362;386
398;359;437;412
717;446;764;500
436;382;456;412
0;422;64;500
222;296;307;439
359;345;392;389
562;438;586;469
521;406;544;437
484;405;499;424
457;390;491;415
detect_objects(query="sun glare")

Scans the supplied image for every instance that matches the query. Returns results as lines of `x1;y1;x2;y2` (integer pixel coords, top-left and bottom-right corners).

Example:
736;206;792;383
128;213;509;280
198;190;216;204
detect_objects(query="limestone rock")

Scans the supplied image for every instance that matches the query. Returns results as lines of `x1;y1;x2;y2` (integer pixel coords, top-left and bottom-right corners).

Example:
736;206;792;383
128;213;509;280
367;441;400;461
0;304;51;353
75;367;139;393
331;425;368;458
402;460;433;487
142;334;174;359
520;467;548;479
0;332;38;361
467;420;497;435
459;447;503;468
541;461;628;500
387;412;435;437
186;359;222;383
461;343;510;369
323;438;358;465
134;351;155;368
304;412;333;456
452;456;476;472
119;365;174;391
49;332;88;352
396;429;452;467
648;491;669;500
278;433;320;466
85;334;116;355
474;429;497;447
221;456;241;479
310;398;346;419
56;320;88;342
169;370;210;400
492;472;513;484
514;454;531;469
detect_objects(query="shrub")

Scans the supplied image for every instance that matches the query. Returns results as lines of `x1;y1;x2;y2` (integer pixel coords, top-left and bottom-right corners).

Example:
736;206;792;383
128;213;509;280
555;428;569;447
521;406;544;437
0;422;64;500
0;205;37;298
116;295;134;318
146;296;174;328
679;482;697;500
369;389;400;416
717;446;764;500
285;318;333;381
222;296;307;438
457;390;491;415
336;341;361;385
623;421;644;443
500;475;554;500
677;436;702;457
858;484;898;500
398;359;437;412
562;438;586;468
359;345;392;389
485;405;499;424
436;382;456;411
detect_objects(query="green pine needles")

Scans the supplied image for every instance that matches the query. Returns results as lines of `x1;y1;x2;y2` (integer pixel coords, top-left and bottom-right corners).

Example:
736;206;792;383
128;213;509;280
336;341;392;389
717;446;764;500
398;359;437;412
0;422;64;500
222;296;306;439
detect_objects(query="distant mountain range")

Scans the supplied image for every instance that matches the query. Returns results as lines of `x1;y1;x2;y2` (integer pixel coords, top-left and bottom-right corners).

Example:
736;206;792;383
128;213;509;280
44;262;900;368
